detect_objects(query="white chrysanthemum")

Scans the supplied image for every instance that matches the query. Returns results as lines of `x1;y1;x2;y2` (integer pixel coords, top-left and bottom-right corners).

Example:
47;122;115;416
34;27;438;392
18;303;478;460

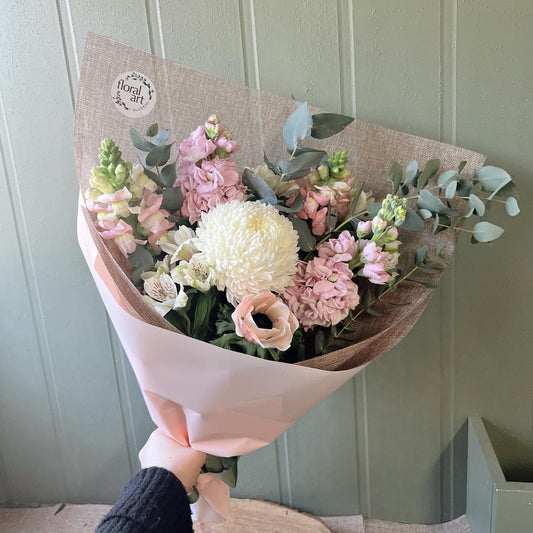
194;201;299;305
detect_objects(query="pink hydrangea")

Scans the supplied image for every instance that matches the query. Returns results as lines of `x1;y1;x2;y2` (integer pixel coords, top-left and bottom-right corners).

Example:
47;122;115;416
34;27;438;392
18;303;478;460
318;230;357;262
178;125;216;163
178;157;246;223
283;258;360;329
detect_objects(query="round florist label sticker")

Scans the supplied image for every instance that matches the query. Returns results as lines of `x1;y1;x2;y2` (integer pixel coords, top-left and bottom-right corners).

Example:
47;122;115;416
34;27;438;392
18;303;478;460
111;71;156;118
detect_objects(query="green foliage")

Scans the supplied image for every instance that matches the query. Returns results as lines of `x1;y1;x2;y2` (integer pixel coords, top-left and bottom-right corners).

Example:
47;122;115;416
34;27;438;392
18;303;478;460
283;101;312;151
290;217;317;252
311;113;354;139
278;150;327;181
242;168;277;204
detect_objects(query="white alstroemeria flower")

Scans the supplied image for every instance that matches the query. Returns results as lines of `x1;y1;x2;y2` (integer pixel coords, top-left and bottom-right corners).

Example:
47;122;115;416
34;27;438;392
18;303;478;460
140;256;171;281
171;257;215;293
143;273;187;316
158;226;199;263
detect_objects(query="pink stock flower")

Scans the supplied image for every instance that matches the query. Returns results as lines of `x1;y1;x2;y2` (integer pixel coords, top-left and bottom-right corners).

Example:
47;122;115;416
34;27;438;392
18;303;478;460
214;128;240;154
178;158;246;223
100;220;136;256
232;292;299;351
284;258;360;329
178;125;216;163
359;241;392;285
357;220;372;237
318;230;357;262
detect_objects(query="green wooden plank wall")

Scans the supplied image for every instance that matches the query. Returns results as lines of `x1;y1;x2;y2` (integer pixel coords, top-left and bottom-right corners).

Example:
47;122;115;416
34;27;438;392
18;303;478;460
1;0;531;524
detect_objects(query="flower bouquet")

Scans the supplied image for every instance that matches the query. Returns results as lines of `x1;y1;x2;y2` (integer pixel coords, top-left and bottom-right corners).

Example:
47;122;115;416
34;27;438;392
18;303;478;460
75;34;518;521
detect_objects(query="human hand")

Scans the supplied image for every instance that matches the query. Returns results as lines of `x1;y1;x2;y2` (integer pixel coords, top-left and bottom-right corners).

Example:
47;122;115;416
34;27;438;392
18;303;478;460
139;429;206;492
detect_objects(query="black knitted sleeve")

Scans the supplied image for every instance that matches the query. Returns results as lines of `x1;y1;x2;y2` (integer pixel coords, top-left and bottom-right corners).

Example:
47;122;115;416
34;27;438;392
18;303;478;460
95;467;193;533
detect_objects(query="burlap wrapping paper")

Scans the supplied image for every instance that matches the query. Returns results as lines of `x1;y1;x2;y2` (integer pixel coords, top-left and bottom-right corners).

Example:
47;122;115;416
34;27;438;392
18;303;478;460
75;34;485;520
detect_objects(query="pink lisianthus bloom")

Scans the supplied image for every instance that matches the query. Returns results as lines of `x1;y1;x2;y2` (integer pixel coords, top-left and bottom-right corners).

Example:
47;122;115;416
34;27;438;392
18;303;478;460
178;158;247;223
178;125;216;163
283;258;360;330
359;241;393;285
99;220;136;256
318;230;357;262
232;292;299;351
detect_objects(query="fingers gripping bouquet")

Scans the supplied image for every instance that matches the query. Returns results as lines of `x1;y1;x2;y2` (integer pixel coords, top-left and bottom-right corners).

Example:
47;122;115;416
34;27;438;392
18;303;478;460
76;35;518;521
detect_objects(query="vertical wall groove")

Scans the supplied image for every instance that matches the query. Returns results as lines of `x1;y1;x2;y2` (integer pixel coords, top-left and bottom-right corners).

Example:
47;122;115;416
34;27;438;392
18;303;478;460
336;0;356;116
0;90;69;500
439;0;459;522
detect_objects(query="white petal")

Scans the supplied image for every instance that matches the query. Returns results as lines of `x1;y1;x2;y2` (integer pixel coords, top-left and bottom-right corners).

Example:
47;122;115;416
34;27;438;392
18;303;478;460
142;295;172;317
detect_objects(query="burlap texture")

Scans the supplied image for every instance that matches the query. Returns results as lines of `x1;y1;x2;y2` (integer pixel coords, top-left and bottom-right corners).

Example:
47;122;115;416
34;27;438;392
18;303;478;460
75;34;485;372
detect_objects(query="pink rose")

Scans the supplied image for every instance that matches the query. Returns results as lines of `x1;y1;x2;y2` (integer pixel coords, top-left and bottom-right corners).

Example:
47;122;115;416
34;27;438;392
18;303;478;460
232;292;299;351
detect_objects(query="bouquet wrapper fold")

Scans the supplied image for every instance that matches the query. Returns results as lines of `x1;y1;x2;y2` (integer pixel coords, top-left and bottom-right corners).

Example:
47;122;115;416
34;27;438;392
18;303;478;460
75;34;486;521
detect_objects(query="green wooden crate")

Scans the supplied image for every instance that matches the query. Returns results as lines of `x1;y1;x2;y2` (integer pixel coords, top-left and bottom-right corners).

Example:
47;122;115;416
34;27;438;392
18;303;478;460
467;417;533;533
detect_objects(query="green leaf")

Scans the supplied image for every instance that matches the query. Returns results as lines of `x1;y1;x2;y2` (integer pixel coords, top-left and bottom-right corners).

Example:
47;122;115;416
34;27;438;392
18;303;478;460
160;162;177;187
146;143;172;167
404;160;418;183
219;461;238;488
445;180;457;200
275;190;304;213
417;159;440;190
473;221;504;242
278;151;327;180
469;193;485;216
477;166;511;196
311;112;354;139
415;245;428;266
130;128;155;152
161;187;183;211
290;217;316;252
283;101;312;151
153;129;170;145
399;206;425;231
366;202;381;218
205;454;224;473
416;189;459;216
438;170;458;188
128;245;154;270
388;161;403;194
144;168;162;186
458;160;467;173
456;179;473;197
505;197;520;216
418;208;433;219
242;169;277;205
315;329;326;354
146;123;158;137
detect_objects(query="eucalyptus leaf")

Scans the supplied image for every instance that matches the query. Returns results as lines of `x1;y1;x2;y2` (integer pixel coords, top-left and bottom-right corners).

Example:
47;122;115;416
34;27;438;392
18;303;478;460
278;150;326;180
275;190;304;213
292;146;329;165
205;454;224;473
404;160;418;183
469;193;485;216
144;168;162;186
130;128;155;152
417;159;440;190
458;160;467;173
128;245;154;270
290;217;316;252
400;184;410;196
315;329;326;354
438;170;458;188
141;153;154;170
242;169;277;204
366;202;381;218
311;112;354;139
145;123;158;137
160;162;177;187
219;462;238;488
477;166;511;195
283;101;312;152
146;143;172;167
432;213;440;234
471;182;483;195
418;208;433;219
505;196;520;216
473;221;504;242
456;179;473;197
415;245;428;266
388;161;403;194
264;151;281;175
400;206;425;231
445;180;457;200
161;187;183;211
416;189;459;216
152;129;170;145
